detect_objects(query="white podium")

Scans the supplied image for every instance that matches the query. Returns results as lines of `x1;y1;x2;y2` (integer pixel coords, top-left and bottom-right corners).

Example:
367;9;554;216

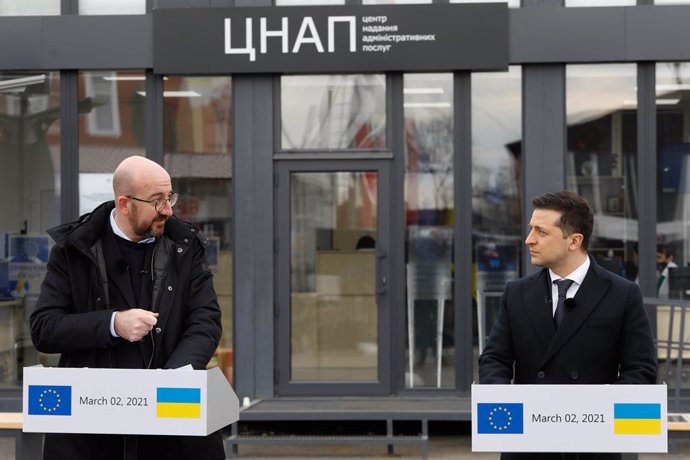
22;365;239;436
472;384;667;453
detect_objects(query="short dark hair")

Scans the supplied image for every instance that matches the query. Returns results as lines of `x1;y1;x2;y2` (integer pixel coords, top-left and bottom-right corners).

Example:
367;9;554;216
532;191;593;250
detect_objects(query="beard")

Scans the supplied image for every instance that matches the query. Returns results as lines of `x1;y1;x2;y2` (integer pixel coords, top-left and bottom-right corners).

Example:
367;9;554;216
131;208;168;239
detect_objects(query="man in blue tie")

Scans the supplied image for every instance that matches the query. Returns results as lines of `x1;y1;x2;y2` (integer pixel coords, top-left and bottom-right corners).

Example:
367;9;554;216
478;190;657;460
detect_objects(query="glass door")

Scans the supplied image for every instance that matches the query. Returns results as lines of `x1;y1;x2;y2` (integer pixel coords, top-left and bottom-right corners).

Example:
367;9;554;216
275;160;390;395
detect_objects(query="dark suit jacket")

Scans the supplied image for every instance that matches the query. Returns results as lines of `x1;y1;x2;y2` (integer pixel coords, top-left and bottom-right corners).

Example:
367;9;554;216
478;257;657;460
479;256;657;385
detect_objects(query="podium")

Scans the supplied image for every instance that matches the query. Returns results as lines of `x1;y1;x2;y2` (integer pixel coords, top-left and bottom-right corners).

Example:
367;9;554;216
22;365;239;436
472;384;667;453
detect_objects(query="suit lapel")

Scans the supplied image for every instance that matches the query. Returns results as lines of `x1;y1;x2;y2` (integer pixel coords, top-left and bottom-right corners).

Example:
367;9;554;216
540;259;611;367
523;269;556;350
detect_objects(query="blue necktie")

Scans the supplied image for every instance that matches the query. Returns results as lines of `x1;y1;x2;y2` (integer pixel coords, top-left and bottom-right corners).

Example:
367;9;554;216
553;279;574;327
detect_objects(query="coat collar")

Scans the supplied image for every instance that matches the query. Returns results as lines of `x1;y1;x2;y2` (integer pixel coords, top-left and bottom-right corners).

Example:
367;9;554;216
47;200;197;253
539;255;612;367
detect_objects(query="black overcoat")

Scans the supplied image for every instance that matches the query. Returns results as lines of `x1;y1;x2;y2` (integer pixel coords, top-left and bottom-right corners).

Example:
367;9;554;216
478;257;658;460
30;201;224;460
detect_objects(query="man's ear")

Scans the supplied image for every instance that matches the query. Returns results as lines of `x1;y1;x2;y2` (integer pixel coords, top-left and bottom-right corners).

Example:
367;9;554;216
569;233;584;251
115;195;130;216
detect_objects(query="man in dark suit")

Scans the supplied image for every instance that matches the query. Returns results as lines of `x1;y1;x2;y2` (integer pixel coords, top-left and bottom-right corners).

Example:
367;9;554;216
478;190;657;460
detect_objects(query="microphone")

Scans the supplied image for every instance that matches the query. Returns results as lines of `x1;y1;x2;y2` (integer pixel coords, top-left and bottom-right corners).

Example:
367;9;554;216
564;298;576;312
116;259;129;273
544;295;552;304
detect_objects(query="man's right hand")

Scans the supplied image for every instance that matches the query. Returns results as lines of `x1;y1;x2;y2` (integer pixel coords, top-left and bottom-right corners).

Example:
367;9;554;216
114;309;159;342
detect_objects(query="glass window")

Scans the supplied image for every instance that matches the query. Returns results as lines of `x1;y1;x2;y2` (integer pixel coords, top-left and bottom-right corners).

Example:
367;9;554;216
656;62;690;299
566;64;637;281
163;76;233;384
656;61;690;410
0;71;61;386
471;66;522;383
78;71;146;215
0;0;59;15
79;0;146;15
281;74;386;150
403;73;454;389
291;171;379;381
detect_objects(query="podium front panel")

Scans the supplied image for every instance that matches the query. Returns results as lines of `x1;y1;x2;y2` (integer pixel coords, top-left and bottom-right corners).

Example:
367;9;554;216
472;384;667;453
23;366;239;436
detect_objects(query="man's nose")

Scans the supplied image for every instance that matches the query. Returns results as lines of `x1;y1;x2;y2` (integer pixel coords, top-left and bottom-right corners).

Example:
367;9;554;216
160;201;174;216
525;232;534;245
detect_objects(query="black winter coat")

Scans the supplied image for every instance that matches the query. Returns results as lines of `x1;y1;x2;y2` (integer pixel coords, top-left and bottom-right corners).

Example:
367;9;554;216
30;201;224;460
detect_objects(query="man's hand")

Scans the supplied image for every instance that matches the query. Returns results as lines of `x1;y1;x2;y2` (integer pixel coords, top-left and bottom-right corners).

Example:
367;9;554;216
114;309;159;342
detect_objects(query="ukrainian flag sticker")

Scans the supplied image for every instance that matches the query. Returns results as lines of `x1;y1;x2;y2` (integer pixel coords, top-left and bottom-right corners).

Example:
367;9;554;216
613;403;661;435
156;387;201;418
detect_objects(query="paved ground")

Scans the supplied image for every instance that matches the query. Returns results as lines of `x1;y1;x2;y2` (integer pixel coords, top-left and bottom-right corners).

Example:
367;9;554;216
232;436;690;459
2;435;689;459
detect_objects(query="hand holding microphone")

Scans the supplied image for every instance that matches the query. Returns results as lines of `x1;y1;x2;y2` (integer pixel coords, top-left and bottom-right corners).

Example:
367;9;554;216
114;308;159;342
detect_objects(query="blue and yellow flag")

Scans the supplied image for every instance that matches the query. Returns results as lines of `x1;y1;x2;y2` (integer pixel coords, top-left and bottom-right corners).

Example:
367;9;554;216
613;403;661;435
477;403;524;434
156;387;201;418
28;385;72;416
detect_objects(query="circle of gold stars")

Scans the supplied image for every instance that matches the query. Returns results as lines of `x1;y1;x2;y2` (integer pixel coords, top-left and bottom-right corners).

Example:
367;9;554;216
38;388;62;413
488;406;513;431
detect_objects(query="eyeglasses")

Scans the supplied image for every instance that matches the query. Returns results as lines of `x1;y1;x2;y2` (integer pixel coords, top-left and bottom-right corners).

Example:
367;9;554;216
128;192;178;213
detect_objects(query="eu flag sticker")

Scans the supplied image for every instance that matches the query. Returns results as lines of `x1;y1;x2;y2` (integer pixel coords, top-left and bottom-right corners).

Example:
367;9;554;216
477;403;524;434
28;385;72;416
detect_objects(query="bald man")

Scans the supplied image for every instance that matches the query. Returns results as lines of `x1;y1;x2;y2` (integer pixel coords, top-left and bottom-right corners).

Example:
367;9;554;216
31;156;224;460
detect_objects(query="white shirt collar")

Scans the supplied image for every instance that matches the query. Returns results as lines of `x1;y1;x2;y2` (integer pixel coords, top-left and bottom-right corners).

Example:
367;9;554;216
109;209;156;244
549;255;590;286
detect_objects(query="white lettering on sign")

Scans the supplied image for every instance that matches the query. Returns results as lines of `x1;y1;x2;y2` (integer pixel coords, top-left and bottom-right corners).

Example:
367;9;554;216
260;17;289;54
292;17;324;53
327;16;356;53
224;18;256;62
223;13;436;60
226;16;357;61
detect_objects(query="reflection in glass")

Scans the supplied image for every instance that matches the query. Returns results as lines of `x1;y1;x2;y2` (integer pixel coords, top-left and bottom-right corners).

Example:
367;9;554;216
291;172;378;381
566;64;637;281
0;0;59;15
281;75;386;150
78;71;146;215
79;0;145;14
164;76;234;384
0;71;61;386
471;66;522;384
656;63;690;299
404;74;454;388
656;62;690;407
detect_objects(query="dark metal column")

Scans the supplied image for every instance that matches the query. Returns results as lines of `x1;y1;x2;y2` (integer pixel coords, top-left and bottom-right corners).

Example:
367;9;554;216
388;73;406;392
521;64;566;276
636;63;657;300
454;72;473;392
60;70;79;223
145;72;164;165
233;75;275;400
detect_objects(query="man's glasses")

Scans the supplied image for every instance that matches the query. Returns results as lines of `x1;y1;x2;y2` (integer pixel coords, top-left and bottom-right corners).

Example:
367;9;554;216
128;192;178;213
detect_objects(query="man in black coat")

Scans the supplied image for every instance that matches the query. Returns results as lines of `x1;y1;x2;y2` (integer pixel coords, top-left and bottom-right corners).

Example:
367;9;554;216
30;156;224;460
478;191;657;460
